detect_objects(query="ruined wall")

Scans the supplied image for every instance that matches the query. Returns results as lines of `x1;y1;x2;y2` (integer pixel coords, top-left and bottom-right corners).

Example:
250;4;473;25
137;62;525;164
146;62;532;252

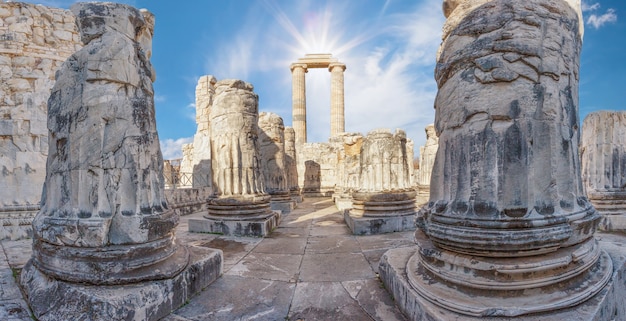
0;3;80;240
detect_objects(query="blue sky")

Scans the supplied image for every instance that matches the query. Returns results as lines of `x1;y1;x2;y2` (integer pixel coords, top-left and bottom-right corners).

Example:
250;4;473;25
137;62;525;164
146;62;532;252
20;0;626;159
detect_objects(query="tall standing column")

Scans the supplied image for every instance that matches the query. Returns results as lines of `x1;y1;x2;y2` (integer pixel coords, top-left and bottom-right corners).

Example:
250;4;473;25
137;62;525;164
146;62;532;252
291;63;307;144
329;62;346;137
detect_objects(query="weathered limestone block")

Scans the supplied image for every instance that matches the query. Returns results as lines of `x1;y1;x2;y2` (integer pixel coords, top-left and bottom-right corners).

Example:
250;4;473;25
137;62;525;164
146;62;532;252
259;112;295;213
179;143;194;187
332;132;363;211
189;79;279;237
191;75;216;188
415;124;438;206
380;0;613;318
582;111;626;232
20;4;222;320
284;126;302;202
298;143;338;197
345;129;417;235
0;2;81;240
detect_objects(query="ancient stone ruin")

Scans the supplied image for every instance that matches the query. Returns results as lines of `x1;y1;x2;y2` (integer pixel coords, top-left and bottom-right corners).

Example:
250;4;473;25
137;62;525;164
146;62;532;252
582;111;626;232
18;4;222;319
0;2;81;240
344;129;417;235
188;79;280;237
415;124;437;205
284;126;303;202
380;0;617;319
259;111;295;213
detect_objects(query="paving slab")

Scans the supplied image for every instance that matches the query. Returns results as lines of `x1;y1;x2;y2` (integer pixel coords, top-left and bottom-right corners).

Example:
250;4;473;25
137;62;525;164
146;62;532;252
173;275;295;321
309;225;352;236
193;237;260;270
299;252;374;282
267;226;310;239
1;240;31;269
306;235;361;254
226;253;302;282
288;282;372;321
342;279;408;321
254;236;307;255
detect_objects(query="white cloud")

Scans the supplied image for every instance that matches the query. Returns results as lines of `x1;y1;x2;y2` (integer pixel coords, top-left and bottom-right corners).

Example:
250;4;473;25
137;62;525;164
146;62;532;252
202;0;444;155
160;137;193;160
581;2;600;12
587;8;617;29
184;102;196;122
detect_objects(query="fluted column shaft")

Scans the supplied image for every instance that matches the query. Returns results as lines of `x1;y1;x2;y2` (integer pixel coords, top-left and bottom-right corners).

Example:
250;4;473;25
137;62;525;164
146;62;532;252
329;63;346;137
291;63;307;144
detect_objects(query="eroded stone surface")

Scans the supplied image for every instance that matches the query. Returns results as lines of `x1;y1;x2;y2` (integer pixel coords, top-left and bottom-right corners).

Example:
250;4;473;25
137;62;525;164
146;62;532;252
190;79;279;237
0;2;81;240
581;111;626;232
19;4;222;320
385;0;613;318
259;112;294;213
190;75;216;188
284;126;303;202
415;124;437;206
346;129;417;235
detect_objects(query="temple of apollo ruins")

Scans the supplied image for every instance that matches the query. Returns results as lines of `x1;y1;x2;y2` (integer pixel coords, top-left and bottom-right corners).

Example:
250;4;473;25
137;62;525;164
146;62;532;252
0;0;626;320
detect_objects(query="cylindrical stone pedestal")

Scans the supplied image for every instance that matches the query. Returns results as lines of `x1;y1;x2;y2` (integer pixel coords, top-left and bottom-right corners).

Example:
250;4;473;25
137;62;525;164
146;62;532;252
191;79;279;237
259;112;295;213
344;129;417;235
291;63;307;145
329;62;346;138
405;0;611;317
582;111;626;232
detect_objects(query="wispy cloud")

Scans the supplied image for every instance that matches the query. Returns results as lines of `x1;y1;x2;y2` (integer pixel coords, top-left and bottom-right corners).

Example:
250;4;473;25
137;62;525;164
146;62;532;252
160;137;193;160
582;2;600;12
582;2;618;29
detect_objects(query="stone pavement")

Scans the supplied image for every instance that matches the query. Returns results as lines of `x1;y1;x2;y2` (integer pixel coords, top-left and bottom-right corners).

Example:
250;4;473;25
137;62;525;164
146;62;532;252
0;197;412;320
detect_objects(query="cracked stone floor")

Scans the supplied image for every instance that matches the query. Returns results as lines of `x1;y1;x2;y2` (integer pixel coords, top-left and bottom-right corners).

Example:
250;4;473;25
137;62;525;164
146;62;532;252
0;197;413;320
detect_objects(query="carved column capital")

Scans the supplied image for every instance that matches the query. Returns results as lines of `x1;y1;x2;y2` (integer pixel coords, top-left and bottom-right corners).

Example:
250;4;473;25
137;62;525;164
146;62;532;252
328;62;346;72
290;63;308;73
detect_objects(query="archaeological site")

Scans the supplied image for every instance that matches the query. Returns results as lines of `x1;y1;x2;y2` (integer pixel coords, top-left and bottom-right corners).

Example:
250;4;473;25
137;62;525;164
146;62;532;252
0;0;625;320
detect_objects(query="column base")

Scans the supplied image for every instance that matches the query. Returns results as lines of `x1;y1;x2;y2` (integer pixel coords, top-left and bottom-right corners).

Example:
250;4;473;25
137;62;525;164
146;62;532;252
189;211;280;237
269;191;296;214
589;193;626;232
21;246;223;321
379;234;624;320
334;194;354;211
343;210;416;235
0;205;38;241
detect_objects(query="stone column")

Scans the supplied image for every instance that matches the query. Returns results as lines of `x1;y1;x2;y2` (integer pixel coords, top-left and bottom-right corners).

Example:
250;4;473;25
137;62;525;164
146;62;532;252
582;111;626;232
416;124;438;205
19;4;221;320
332;133;363;211
291;63;307;144
179;143;194;187
329;62;346;137
188;79;279;237
380;0;611;318
259;112;295;213
284;126;303;202
191;75;217;188
344;129;417;235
